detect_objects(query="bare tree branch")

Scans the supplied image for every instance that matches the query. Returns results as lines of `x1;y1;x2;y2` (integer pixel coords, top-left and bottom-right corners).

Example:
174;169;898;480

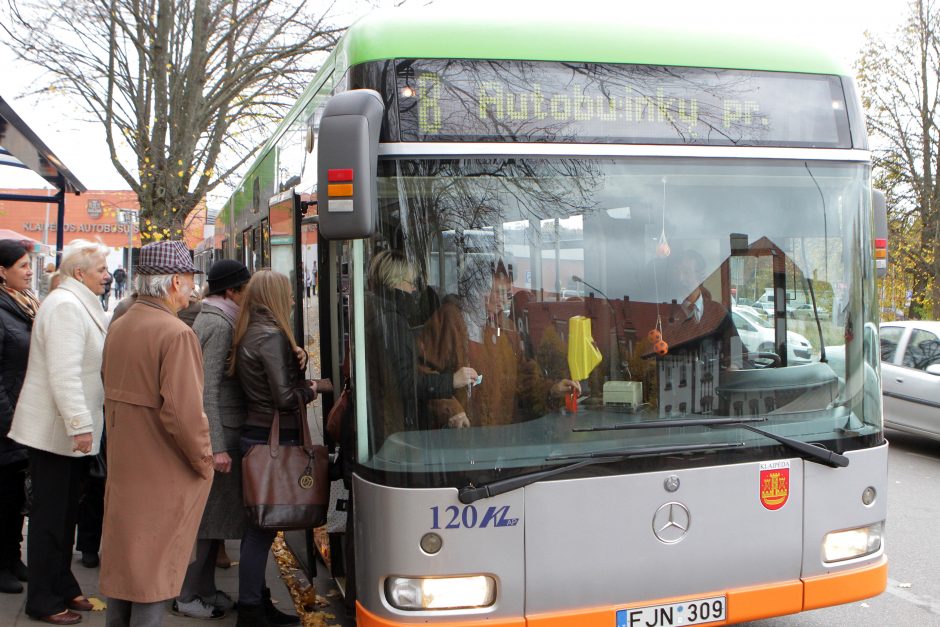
3;0;344;241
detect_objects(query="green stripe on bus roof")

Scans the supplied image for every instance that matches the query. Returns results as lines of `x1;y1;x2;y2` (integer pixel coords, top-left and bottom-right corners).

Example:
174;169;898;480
221;9;852;212
342;9;849;76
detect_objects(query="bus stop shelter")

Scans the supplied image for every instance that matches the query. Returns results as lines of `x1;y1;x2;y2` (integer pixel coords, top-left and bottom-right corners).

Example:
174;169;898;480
0;94;86;260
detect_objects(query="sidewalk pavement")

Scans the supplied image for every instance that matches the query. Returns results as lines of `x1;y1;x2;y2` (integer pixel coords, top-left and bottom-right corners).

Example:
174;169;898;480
0;536;349;626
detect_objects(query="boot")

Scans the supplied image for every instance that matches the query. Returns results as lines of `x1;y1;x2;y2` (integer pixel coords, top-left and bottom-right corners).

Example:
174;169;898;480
12;560;27;582
262;587;300;626
0;568;23;594
0;559;26;583
236;603;269;627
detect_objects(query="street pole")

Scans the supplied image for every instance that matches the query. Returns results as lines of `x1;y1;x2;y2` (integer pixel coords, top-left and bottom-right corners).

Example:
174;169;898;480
127;212;133;289
120;209;137;290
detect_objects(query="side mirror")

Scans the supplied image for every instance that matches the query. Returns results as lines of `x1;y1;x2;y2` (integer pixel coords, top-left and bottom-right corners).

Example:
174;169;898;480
316;90;385;240
926;364;940;376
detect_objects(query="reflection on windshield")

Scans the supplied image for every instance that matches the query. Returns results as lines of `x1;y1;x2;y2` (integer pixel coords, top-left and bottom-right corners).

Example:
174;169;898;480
360;158;880;482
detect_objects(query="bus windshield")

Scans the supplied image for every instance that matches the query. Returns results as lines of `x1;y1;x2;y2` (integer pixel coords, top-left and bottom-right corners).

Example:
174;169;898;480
359;157;882;486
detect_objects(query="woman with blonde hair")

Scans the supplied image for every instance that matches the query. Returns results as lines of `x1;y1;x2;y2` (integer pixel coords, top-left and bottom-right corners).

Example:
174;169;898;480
229;270;312;627
9;239;110;625
366;250;477;433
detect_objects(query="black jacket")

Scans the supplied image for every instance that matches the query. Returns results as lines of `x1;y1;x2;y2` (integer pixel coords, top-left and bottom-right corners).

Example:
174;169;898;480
366;287;455;431
0;290;31;467
234;307;313;430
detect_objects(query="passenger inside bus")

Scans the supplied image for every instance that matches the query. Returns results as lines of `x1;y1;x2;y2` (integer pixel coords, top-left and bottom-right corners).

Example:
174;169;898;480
654;249;742;362
419;260;581;427
364;250;477;438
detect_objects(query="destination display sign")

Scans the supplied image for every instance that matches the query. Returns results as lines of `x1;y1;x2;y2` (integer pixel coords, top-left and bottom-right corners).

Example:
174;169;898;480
396;60;851;147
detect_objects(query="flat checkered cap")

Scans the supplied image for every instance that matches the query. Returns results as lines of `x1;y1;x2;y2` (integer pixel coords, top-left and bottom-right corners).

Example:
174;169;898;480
136;240;201;275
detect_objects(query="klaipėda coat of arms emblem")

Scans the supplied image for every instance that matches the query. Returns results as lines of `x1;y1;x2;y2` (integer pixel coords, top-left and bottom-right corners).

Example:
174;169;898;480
759;460;790;511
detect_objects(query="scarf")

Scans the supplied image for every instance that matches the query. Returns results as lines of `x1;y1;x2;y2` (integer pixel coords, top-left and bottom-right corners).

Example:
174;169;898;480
203;294;240;325
1;286;40;320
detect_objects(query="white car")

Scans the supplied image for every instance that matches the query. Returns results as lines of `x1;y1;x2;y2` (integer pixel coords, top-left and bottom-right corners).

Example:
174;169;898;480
731;307;815;364
753;299;776;315
880;320;940;440
734;304;767;320
789;302;829;319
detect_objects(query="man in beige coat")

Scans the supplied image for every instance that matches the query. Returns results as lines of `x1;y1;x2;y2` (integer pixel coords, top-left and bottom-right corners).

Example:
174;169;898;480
100;240;213;627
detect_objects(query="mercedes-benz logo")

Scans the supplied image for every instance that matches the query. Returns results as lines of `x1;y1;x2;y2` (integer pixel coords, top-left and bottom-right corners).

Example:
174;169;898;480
652;502;691;544
664;475;680;493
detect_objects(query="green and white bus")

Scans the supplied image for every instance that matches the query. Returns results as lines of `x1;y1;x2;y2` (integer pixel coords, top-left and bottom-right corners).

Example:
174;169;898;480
215;9;888;626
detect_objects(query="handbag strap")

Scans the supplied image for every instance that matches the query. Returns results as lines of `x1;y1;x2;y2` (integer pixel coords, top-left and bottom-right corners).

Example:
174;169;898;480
268;407;281;457
268;387;315;456
294;388;314;451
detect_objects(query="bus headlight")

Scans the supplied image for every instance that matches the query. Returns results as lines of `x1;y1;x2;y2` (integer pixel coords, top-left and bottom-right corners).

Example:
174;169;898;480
823;522;884;563
385;575;496;610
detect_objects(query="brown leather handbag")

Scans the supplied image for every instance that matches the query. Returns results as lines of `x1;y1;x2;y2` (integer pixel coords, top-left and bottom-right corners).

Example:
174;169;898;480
325;379;351;443
242;392;329;530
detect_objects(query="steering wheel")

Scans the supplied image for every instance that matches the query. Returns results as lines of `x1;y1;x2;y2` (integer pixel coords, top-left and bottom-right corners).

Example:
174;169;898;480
749;351;782;368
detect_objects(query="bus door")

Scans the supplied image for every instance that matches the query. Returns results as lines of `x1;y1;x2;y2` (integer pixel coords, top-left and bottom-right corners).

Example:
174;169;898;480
268;189;305;342
242;221;269;273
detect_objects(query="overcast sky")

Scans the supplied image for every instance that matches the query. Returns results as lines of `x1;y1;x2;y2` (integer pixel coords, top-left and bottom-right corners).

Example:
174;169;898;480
0;0;910;200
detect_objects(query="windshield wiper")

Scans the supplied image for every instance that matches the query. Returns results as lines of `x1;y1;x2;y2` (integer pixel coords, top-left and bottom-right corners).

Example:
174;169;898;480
805;277;827;363
457;442;745;504
572;416;767;432
712;421;848;468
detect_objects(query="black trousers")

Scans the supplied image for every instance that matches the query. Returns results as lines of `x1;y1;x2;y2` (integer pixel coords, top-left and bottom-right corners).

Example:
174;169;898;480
238;436;290;606
76;460;105;554
0;459;26;567
25;448;84;618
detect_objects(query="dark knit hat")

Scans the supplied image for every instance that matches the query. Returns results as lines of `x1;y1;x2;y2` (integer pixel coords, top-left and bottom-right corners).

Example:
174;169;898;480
0;240;29;269
206;259;250;295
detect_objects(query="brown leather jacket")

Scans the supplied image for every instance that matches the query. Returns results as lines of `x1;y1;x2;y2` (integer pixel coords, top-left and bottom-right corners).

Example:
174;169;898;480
234;307;312;429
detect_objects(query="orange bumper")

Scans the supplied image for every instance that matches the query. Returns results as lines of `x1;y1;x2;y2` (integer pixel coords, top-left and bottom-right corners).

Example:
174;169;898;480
357;556;887;627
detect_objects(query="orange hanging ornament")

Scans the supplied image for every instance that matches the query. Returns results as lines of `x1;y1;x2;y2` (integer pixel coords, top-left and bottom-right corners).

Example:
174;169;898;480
651;314;667;355
656;236;671;258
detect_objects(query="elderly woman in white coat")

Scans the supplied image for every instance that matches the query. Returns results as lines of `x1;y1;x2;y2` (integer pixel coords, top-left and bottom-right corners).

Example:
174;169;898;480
9;239;110;626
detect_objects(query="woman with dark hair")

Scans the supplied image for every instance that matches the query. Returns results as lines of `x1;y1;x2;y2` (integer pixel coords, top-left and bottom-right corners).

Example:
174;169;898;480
229;270;313;627
0;240;35;596
173;260;252;620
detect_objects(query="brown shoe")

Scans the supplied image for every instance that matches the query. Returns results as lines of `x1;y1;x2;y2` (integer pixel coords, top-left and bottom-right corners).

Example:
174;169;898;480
36;609;82;625
215;545;232;569
67;596;94;611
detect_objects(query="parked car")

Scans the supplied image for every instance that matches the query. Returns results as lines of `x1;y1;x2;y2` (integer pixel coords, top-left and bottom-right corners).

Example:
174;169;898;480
734;304;766;320
754;299;776;316
731;307;815;364
789;303;829;319
880;320;940;440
